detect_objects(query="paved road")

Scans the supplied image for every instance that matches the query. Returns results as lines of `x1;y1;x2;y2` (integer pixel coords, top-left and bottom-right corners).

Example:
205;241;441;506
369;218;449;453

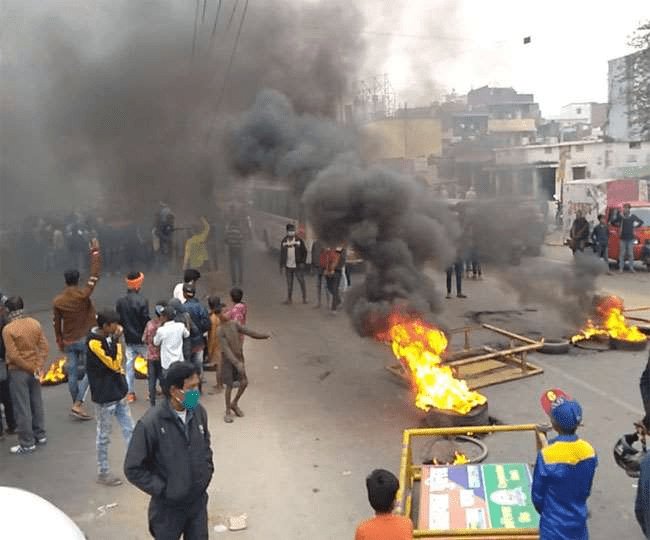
1;245;649;539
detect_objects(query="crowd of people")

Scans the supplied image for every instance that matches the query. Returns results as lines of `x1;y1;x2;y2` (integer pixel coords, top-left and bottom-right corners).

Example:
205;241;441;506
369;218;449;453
569;203;645;271
2;213;650;538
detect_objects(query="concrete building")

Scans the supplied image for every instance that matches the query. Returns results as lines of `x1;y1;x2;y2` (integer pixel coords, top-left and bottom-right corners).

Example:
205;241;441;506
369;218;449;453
607;51;646;141
492;140;650;199
439;86;541;197
361;116;443;184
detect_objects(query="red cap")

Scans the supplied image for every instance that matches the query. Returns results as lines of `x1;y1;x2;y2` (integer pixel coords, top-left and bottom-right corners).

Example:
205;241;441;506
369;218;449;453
540;388;573;415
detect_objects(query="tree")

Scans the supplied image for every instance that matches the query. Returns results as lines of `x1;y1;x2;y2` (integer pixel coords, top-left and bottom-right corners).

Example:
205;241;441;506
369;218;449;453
628;21;650;140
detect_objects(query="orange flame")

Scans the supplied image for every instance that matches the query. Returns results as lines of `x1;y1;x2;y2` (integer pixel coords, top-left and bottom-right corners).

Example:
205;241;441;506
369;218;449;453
572;296;647;344
40;357;68;385
377;313;486;414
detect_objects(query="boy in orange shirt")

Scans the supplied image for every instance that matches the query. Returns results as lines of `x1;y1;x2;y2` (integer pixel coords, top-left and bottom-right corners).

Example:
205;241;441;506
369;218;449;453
355;469;413;540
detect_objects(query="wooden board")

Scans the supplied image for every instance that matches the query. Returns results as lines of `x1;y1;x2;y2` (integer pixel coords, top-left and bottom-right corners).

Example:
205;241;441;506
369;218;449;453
386;356;543;391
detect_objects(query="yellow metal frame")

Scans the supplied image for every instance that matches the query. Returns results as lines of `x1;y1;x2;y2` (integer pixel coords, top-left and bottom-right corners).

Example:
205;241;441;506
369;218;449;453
397;424;546;539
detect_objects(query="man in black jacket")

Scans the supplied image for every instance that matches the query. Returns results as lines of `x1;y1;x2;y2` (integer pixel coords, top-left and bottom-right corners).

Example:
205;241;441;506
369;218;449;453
124;362;213;539
279;223;308;304
0;296;17;438
86;310;134;487
116;271;150;403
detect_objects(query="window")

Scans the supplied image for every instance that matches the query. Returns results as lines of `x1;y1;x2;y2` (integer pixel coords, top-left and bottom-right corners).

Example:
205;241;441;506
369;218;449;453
576;107;582;115
575;144;584;152
572;166;587;180
630;141;641;149
544;147;552;154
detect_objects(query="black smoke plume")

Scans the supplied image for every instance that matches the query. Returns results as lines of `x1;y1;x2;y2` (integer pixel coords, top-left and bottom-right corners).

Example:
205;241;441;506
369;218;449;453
0;0;364;221
229;89;459;335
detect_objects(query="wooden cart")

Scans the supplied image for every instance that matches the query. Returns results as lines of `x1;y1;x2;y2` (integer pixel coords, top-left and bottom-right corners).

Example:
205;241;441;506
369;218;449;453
397;424;547;539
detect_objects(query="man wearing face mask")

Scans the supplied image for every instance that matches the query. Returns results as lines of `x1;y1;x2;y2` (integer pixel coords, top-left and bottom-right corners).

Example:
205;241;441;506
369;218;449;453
124;362;213;539
280;223;308;304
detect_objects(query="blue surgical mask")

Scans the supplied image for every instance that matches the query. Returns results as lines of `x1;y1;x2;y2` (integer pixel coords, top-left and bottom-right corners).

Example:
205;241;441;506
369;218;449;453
180;389;200;410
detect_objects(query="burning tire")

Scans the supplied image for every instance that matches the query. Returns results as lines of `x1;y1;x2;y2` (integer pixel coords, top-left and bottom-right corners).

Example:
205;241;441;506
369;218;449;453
423;402;489;429
610;336;648;352
539;338;570;355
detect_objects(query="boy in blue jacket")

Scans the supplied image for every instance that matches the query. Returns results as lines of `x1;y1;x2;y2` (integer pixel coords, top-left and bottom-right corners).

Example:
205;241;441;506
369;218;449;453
532;389;597;540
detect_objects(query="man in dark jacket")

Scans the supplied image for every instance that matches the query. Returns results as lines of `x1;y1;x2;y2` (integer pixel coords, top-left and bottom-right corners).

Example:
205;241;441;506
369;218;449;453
0;296;17;438
182;284;210;377
124;362;213;539
613;203;644;272
280;223;308;305
590;214;609;261
86;310;134;486
116;271;150;403
569;210;590;253
636;451;650;538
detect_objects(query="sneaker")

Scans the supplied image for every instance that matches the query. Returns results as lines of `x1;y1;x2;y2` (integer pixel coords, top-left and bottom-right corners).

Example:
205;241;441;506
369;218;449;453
446;294;452;299
282;299;292;305
127;393;136;404
36;437;47;445
10;444;36;455
97;473;123;486
457;293;467;299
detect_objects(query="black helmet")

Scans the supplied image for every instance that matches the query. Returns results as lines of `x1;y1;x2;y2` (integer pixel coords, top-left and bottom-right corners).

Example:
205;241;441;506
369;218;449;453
613;433;647;478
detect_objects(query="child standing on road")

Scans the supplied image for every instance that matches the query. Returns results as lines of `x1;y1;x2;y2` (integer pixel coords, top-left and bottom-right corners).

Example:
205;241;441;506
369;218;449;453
207;296;225;392
141;302;166;406
225;287;247;326
532;389;598;540
216;304;270;423
86;310;134;487
355;469;413;540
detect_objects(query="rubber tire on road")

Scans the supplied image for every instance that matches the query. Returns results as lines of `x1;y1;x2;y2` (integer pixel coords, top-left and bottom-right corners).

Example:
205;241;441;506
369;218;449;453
610;336;648;352
539;338;570;355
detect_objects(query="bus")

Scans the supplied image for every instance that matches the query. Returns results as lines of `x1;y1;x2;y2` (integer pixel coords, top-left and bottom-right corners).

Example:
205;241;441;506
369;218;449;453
248;179;363;269
248;180;313;260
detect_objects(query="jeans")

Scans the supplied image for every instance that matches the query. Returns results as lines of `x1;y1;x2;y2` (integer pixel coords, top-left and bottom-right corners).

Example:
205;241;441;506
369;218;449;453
228;246;243;286
148;360;164;407
95;398;134;475
9;370;46;447
64;339;90;403
315;271;331;306
326;272;342;311
620;239;635;270
124;344;147;394
190;350;204;377
285;266;306;301
446;263;463;295
0;378;16;434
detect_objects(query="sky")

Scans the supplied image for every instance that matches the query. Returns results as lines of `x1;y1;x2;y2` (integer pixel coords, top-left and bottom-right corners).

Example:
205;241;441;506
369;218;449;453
360;0;649;116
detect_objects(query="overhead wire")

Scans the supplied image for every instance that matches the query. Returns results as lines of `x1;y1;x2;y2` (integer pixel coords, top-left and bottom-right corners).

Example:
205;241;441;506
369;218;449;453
210;0;223;45
207;0;249;141
226;0;239;31
191;0;200;59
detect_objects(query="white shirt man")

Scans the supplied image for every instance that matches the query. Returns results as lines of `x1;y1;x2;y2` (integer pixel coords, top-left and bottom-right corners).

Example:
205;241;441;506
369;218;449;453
153;320;190;370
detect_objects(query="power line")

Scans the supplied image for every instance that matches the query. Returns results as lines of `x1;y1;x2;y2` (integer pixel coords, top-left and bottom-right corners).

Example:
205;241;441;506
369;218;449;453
191;0;200;59
227;0;239;31
210;0;223;46
210;0;249;135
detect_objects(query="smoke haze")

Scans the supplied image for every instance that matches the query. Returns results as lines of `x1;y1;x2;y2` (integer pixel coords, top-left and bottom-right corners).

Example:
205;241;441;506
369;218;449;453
0;0;364;221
